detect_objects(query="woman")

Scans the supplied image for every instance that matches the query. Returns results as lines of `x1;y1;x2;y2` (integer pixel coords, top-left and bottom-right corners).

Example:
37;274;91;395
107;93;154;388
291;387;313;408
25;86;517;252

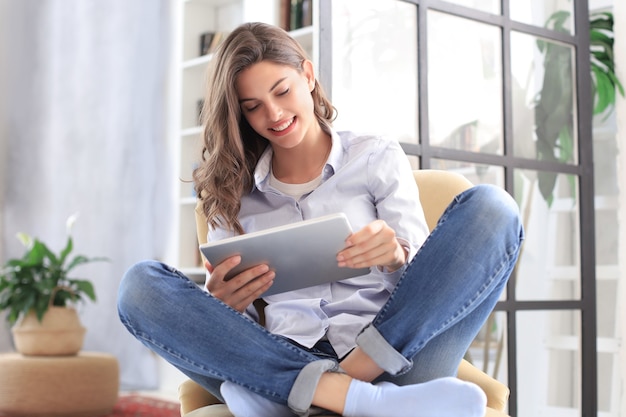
118;22;524;417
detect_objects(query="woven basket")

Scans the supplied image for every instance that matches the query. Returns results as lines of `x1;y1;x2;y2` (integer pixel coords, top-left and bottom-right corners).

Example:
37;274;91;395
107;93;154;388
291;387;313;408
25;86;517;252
12;306;86;356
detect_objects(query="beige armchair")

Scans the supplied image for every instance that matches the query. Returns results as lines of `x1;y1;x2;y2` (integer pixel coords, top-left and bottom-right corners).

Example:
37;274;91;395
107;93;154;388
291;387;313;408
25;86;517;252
179;170;511;417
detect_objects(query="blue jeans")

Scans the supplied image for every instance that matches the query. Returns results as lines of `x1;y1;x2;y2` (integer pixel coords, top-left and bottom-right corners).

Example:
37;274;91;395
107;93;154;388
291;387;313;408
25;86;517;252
118;184;524;415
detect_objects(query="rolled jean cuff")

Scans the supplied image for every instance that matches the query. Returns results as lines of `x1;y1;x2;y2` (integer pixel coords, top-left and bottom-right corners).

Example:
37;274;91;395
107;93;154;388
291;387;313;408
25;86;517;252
356;323;412;376
288;359;338;416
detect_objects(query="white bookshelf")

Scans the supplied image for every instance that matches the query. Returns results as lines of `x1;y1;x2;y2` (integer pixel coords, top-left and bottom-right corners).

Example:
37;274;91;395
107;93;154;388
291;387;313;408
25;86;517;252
169;0;318;285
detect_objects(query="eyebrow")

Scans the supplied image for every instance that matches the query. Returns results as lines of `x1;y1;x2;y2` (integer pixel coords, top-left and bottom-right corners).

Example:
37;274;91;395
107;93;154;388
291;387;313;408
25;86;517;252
239;77;288;103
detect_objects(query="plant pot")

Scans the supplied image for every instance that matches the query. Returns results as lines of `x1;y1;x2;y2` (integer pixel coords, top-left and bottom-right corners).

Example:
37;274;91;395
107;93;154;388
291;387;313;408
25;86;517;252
11;306;86;356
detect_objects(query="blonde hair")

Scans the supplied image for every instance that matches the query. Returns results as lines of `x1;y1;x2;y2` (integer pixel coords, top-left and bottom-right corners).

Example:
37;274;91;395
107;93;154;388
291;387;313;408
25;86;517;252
193;22;335;234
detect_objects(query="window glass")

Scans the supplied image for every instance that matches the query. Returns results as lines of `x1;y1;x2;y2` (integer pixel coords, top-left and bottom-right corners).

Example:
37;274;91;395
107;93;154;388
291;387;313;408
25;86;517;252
510;31;578;165
510;0;574;34
517;310;581;416
514;169;580;301
330;0;418;143
444;0;500;14
428;11;503;155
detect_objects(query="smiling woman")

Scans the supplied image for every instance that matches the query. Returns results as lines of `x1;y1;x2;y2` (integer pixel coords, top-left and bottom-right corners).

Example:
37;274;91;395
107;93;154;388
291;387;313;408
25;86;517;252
118;21;523;417
194;23;336;236
236;60;328;184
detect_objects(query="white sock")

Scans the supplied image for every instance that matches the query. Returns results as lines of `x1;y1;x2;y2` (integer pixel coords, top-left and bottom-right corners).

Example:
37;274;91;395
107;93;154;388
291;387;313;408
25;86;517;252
343;377;486;417
220;381;295;417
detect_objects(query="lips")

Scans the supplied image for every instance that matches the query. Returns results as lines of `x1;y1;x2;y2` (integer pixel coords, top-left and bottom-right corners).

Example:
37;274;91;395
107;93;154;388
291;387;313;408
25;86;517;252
269;117;296;135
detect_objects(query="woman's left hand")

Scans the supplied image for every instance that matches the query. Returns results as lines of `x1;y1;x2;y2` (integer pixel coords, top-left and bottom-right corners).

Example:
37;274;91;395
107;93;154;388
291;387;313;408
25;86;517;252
336;220;407;272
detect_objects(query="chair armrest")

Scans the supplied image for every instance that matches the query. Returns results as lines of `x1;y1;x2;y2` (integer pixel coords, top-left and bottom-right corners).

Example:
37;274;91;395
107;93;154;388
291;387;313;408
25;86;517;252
179;379;222;416
457;359;509;413
195;199;209;246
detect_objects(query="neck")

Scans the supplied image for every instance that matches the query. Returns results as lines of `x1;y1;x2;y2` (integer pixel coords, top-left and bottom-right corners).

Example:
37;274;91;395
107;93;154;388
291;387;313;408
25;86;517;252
272;127;331;184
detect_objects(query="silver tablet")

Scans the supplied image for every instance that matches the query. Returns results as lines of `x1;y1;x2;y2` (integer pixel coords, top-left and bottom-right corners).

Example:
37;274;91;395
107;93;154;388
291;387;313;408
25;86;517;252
199;213;371;296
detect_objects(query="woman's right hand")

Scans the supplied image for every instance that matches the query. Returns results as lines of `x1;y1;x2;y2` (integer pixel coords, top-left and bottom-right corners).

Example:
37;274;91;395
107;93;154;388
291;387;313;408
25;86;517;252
204;256;275;313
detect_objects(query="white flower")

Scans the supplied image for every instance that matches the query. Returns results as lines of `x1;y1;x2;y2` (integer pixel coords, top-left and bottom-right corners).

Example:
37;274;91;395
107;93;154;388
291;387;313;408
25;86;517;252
66;212;80;235
16;232;33;249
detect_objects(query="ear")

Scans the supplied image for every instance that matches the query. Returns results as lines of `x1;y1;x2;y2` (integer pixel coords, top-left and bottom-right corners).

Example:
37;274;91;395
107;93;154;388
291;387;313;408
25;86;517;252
302;60;316;92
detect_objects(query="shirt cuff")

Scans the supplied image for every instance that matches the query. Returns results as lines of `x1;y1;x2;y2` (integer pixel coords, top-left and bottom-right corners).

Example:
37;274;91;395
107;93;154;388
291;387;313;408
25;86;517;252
398;236;418;265
378;237;414;273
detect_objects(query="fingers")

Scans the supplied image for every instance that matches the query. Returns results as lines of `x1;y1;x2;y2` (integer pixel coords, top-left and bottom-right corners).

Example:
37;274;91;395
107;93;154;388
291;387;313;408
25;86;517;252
206;256;275;313
337;220;406;271
228;268;275;312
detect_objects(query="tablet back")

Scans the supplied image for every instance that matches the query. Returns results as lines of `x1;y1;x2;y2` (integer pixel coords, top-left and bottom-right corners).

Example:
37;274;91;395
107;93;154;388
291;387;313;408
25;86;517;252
199;213;370;296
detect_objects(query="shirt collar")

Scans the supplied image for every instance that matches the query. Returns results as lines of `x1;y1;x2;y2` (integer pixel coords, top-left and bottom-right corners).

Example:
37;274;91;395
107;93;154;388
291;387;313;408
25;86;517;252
252;128;343;193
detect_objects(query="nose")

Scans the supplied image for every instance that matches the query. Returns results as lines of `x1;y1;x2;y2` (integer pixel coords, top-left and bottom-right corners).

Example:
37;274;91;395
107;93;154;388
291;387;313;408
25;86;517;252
266;102;282;121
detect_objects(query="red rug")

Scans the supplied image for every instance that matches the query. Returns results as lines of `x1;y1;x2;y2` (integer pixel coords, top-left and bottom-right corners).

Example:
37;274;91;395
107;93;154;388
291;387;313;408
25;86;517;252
106;394;180;417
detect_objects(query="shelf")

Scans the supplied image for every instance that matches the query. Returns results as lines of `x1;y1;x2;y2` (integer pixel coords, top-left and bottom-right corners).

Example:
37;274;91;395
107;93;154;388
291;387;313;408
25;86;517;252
545;265;617;281
543;336;620;354
181;126;203;137
550;195;618;212
180;196;198;206
182;54;212;69
181;0;243;62
290;25;314;57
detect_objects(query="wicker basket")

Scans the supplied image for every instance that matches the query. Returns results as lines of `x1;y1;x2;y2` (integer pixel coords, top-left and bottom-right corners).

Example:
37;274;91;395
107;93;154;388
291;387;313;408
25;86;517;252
12;306;86;356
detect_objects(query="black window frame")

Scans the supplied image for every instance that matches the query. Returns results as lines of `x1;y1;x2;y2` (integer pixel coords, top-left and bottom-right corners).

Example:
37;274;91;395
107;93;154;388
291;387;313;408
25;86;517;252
318;0;597;415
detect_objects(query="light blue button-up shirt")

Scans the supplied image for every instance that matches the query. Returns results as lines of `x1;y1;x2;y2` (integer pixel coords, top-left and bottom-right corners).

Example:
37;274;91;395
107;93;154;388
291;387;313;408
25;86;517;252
207;130;429;357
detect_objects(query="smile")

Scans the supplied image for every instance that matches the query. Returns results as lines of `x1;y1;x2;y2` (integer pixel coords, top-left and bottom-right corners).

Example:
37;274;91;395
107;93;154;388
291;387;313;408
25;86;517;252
270;117;295;132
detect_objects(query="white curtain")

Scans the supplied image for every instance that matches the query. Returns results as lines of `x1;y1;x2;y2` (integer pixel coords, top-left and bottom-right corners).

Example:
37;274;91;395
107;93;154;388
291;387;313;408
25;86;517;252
0;0;174;390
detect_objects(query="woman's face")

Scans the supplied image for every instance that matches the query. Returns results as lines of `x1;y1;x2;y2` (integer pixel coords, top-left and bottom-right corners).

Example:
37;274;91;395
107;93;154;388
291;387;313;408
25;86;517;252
236;60;317;151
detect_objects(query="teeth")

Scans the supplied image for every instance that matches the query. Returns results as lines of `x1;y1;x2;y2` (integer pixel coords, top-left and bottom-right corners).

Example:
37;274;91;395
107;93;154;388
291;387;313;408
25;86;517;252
271;118;294;132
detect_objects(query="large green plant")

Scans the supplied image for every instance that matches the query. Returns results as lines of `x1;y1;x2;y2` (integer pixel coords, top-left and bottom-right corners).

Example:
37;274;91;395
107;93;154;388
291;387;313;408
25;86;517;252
0;214;107;325
535;11;624;204
589;12;624;115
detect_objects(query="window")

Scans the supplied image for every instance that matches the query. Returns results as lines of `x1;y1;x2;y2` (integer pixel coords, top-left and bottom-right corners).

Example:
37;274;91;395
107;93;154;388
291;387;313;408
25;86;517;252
319;0;597;415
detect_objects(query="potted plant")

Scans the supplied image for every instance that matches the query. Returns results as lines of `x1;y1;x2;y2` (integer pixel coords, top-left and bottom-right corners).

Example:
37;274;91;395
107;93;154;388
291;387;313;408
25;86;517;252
0;213;107;355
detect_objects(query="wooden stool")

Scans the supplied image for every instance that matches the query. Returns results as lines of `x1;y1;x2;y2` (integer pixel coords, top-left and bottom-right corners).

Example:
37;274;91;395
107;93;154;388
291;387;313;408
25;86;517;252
0;352;119;417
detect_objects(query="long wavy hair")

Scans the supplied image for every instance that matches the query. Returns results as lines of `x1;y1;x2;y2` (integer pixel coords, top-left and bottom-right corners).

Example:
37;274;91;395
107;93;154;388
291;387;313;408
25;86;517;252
193;22;335;234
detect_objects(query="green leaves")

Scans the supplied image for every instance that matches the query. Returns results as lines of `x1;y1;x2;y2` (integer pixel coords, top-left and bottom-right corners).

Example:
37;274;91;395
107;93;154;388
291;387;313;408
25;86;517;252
589;12;624;116
535;11;623;204
534;36;574;203
0;218;108;325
